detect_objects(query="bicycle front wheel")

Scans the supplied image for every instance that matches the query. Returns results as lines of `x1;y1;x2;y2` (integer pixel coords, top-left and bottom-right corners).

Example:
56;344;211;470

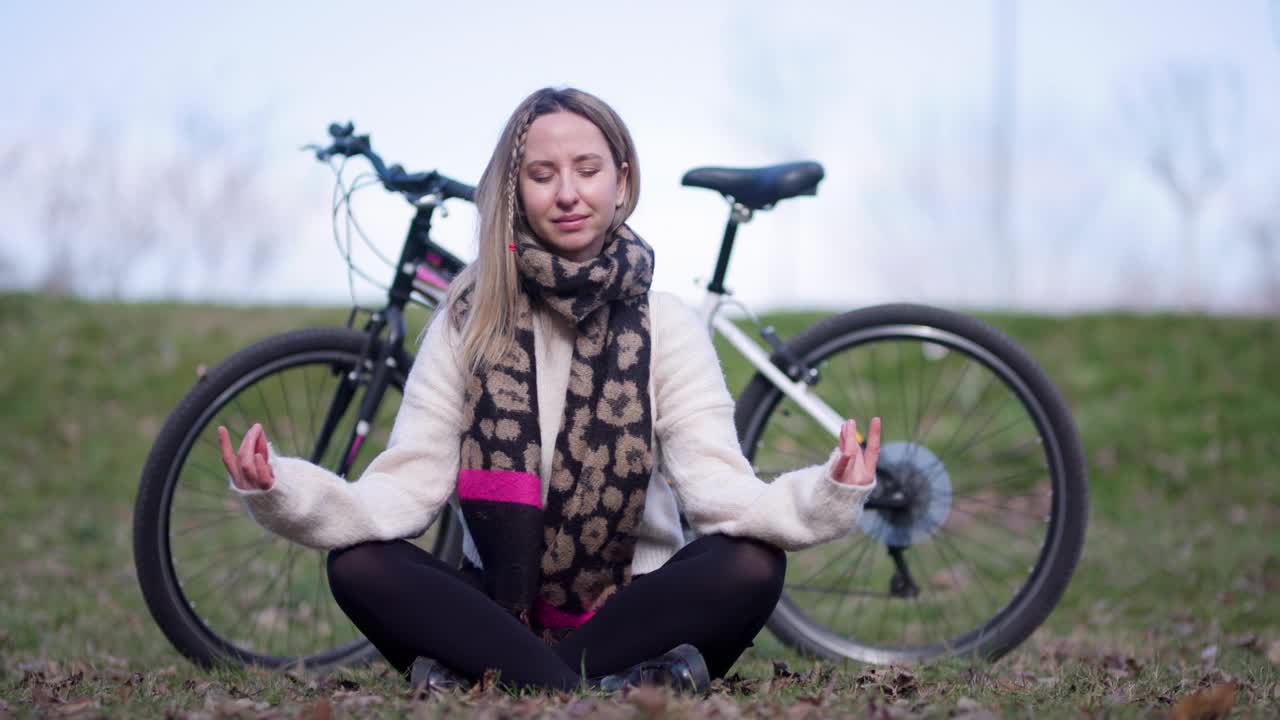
735;304;1087;663
133;327;463;671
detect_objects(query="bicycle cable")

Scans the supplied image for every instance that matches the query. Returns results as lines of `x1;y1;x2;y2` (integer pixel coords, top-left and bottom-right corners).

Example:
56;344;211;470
324;158;392;306
340;172;399;272
716;294;767;332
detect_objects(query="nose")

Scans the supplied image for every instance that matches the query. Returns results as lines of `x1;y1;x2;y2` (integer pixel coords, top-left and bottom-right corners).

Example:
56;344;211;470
555;176;579;208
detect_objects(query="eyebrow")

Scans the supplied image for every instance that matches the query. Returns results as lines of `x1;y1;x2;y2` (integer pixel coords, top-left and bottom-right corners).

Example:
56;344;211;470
525;153;605;168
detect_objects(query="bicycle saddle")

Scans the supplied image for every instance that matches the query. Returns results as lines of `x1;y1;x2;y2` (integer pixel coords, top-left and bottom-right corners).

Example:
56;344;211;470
681;162;824;210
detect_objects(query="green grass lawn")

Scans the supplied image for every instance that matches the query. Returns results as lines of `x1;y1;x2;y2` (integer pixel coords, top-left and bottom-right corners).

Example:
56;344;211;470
1;292;1277;717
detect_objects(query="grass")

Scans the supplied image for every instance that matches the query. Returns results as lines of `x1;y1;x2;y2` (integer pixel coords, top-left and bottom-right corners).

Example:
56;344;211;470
1;292;1278;717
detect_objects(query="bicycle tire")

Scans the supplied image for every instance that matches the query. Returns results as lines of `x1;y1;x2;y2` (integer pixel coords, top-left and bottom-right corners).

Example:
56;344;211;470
734;304;1087;663
133;327;464;671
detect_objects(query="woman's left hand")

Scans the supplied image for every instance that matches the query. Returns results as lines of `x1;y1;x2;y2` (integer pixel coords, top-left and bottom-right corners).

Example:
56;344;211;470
830;417;881;486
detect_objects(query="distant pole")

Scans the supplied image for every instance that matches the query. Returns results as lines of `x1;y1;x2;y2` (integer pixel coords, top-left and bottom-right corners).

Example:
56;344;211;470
992;0;1017;305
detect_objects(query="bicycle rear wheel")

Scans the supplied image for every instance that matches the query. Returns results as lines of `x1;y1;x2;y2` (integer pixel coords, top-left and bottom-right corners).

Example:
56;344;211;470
735;304;1087;663
133;327;463;671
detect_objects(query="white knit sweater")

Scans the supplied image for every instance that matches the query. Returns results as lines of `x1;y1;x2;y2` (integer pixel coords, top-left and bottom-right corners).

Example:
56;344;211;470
231;291;875;574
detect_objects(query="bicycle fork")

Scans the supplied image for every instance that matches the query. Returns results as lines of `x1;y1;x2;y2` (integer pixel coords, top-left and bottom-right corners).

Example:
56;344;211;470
310;306;406;477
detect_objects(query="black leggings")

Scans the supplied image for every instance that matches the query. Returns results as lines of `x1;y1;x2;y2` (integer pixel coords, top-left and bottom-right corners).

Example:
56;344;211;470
326;533;785;690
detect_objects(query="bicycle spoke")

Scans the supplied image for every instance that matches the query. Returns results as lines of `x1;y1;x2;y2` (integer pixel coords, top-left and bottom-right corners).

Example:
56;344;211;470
951;490;1050;522
176;473;233;500
268;542;300;657
302;364;320;448
944;506;1046;563
935;532;1002;619
228;398;262;437
823;350;868;425
179;534;275;587
247;382;284;453
913;360;974;451
933;372;998;462
929;437;1044;475
932;533;986;641
276;373;304;460
937;403;1026;469
173;512;243;536
924;537;971;644
941;515;1039;583
231;542;293;652
814;541;867;632
793;534;872;587
907;340;941;461
310;550;325;654
187;534;278;607
866;345;883;427
787;584;886;598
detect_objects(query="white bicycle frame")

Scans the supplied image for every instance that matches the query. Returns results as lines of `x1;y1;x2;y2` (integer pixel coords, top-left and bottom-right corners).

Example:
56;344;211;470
696;291;846;439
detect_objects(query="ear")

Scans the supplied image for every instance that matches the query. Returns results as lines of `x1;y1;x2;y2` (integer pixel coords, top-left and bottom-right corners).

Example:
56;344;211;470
615;161;630;208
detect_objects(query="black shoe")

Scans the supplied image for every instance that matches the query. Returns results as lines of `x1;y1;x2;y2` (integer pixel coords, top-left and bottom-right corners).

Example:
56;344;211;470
591;643;710;694
409;656;472;692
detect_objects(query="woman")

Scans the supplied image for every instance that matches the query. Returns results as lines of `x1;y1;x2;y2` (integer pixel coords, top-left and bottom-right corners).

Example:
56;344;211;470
219;87;881;693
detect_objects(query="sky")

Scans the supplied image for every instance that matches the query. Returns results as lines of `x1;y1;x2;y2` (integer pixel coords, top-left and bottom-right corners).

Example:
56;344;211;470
2;1;1279;312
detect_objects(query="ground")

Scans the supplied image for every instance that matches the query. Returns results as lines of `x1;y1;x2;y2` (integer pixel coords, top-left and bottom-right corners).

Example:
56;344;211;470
1;295;1277;717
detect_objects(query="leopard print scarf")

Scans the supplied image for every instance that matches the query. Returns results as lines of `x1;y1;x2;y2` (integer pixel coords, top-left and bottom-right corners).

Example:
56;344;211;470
455;225;654;633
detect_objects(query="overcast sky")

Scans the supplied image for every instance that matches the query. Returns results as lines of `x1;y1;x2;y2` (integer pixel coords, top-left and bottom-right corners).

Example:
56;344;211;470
3;1;1279;312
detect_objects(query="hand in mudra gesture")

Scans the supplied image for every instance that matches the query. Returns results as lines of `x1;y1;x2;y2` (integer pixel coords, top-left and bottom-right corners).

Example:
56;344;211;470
830;417;881;487
218;423;275;491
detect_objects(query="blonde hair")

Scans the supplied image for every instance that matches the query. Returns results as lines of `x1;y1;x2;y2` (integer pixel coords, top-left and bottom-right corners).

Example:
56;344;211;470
445;87;641;375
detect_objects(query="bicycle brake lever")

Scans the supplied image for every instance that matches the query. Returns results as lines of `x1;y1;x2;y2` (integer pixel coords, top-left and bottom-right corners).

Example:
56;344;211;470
413;193;447;217
300;143;330;160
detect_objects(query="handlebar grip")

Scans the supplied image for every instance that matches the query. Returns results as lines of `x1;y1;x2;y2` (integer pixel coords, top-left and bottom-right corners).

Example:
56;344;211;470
440;178;475;202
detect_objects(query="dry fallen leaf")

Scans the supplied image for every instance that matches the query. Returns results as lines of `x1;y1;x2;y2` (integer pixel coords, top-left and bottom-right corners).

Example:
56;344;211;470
1102;653;1143;678
1169;682;1236;720
784;696;821;720
52;697;97;717
952;696;997;720
698;694;743;718
626;685;670;717
1229;632;1260;651
1267;639;1280;665
297;697;332;720
565;697;628;720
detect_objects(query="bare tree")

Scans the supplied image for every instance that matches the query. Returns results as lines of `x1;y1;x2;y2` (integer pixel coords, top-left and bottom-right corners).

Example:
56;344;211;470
1123;63;1243;309
859;108;992;306
1240;180;1280;312
6;109;291;300
1249;221;1280;311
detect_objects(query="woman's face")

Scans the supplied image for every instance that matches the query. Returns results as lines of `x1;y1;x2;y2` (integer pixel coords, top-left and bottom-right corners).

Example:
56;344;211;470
518;111;628;262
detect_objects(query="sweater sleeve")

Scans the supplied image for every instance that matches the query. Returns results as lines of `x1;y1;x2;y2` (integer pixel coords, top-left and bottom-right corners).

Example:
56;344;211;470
227;313;464;550
651;293;876;551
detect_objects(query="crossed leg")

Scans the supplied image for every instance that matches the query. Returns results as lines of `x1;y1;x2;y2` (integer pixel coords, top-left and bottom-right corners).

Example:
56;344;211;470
326;533;786;689
553;534;786;678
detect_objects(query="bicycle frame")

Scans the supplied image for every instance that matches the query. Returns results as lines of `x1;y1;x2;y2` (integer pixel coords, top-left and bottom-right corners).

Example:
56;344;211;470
317;152;849;487
312;199;465;477
324;192;856;481
699;292;845;436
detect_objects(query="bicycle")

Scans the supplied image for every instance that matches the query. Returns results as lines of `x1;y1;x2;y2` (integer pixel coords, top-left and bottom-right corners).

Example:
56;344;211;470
133;121;1088;672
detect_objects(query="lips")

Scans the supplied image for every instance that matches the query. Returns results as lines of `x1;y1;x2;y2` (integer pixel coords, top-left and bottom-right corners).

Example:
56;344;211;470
552;214;589;231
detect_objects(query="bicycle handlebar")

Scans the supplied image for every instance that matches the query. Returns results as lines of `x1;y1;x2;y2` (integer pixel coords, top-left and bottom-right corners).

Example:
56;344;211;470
308;121;475;203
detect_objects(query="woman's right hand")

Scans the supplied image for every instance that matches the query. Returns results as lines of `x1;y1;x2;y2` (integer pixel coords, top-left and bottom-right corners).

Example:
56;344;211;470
218;423;275;491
